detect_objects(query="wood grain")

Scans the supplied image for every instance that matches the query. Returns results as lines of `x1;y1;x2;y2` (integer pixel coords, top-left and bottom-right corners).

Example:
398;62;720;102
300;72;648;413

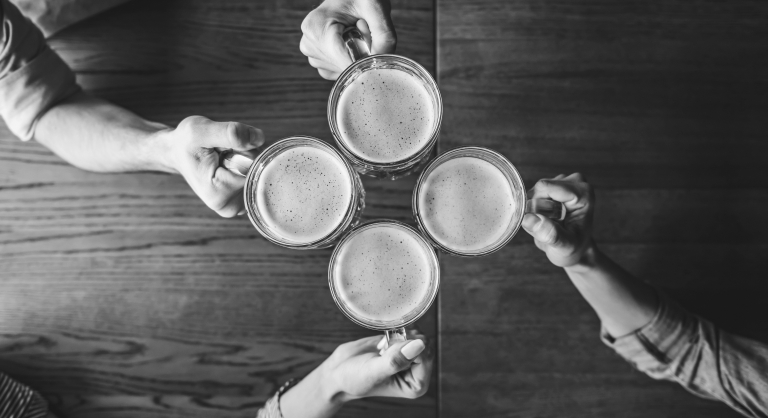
0;0;437;417
438;0;768;417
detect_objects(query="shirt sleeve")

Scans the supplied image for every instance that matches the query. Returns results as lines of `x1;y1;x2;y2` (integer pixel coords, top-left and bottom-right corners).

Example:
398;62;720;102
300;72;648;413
601;290;768;418
0;372;49;418
0;0;80;141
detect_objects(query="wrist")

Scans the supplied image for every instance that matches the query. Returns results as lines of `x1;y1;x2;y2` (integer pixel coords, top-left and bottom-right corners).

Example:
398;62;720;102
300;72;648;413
279;360;346;418
564;240;600;274
144;126;179;174
317;359;350;404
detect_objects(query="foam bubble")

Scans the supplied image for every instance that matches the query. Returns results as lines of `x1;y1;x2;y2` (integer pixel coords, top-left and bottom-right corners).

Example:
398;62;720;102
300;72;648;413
255;145;352;243
333;224;434;323
337;68;435;163
418;157;517;252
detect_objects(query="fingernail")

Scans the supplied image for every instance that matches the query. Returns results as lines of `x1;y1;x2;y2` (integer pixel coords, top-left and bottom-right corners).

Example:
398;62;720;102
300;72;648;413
376;337;386;350
521;213;540;231
249;127;264;146
401;339;425;360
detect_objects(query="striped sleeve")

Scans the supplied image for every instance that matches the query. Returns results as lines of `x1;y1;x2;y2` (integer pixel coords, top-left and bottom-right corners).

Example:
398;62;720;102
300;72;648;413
0;373;49;418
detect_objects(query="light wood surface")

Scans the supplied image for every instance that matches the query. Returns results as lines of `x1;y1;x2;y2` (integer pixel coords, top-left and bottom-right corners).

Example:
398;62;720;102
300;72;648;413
0;0;437;417
437;0;768;417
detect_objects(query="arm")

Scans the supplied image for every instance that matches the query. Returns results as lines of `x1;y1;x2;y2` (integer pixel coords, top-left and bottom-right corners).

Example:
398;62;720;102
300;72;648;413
300;0;396;80
522;173;768;418
0;0;264;217
258;330;434;418
34;93;264;217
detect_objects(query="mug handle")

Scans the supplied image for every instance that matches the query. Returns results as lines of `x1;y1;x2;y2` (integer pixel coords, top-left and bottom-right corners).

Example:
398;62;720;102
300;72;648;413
379;327;407;354
525;199;566;221
222;152;254;177
342;27;372;62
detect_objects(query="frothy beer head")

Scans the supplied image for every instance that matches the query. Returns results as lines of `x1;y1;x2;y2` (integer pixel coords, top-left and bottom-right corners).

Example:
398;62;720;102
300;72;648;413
415;149;525;256
336;67;437;164
251;139;354;245
329;221;439;329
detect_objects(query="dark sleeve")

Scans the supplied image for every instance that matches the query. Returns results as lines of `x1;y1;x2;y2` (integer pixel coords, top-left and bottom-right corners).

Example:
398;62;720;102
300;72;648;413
0;0;80;140
601;291;768;418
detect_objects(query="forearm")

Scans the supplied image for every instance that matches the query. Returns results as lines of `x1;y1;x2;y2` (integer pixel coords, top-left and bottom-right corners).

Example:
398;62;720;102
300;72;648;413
279;361;344;418
564;243;659;338
34;92;174;173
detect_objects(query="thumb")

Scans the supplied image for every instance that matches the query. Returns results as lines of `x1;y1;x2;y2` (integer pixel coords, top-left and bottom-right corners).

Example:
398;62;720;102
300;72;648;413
197;120;265;152
521;213;573;248
370;339;425;376
356;1;396;54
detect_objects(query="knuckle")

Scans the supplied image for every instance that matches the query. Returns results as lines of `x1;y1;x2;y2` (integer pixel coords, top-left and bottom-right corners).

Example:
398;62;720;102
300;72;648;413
534;179;549;190
301;12;324;36
387;357;403;372
413;384;428;398
300;14;313;33
216;207;237;219
404;390;420;400
299;36;312;56
539;224;558;245
225;122;239;146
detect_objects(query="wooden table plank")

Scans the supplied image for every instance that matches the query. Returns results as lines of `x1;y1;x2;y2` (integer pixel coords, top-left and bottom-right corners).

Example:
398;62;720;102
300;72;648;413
438;1;768;417
0;0;437;417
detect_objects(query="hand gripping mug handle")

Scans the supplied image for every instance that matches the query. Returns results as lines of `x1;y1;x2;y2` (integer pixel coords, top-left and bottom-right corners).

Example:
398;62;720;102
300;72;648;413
222;152;254;177
525;199;566;221
342;27;371;62
379;327;407;355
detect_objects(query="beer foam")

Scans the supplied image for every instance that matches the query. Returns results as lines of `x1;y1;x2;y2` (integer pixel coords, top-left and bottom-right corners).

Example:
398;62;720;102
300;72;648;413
418;156;517;252
255;145;352;243
337;67;435;163
333;223;434;323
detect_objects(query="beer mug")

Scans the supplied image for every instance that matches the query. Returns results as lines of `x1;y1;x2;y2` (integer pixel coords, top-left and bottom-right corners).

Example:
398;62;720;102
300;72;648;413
413;147;566;257
327;28;442;180
328;220;440;347
224;136;365;249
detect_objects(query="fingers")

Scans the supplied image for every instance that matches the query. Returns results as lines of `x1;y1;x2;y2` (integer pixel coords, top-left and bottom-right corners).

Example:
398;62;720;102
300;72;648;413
179;116;264;152
300;0;395;78
355;1;396;54
521;213;574;249
308;57;337;72
210;167;246;218
319;22;354;73
371;339;425;377
318;68;338;80
528;173;590;211
301;8;352;76
406;340;434;397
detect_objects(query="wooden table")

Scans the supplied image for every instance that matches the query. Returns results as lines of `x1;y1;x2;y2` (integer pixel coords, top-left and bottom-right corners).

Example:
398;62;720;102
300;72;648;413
0;0;766;417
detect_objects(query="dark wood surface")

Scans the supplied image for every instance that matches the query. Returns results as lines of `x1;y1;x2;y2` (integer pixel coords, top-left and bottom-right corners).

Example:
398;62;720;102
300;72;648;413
438;1;768;417
0;0;437;417
2;0;767;417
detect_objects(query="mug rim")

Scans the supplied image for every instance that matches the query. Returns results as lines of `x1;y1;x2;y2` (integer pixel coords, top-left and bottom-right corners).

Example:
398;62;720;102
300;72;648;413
243;135;362;249
327;219;441;331
327;54;443;170
412;146;527;257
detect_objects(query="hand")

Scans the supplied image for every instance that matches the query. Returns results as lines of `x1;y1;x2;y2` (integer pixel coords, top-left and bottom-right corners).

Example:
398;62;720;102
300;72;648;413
157;116;264;218
300;0;396;80
521;173;595;268
325;330;433;401
279;331;433;418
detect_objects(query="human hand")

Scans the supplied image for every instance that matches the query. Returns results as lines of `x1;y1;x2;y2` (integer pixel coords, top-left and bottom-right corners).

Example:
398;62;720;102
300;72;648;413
325;330;433;401
300;0;396;80
157;116;264;218
521;173;595;268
